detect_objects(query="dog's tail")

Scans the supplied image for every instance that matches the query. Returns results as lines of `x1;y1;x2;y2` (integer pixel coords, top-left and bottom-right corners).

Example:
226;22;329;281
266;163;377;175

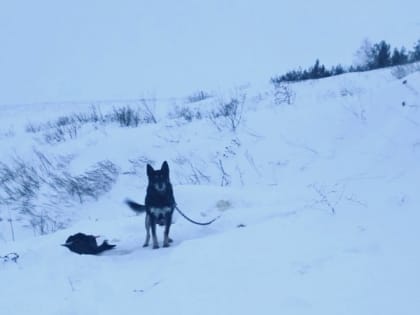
125;199;147;213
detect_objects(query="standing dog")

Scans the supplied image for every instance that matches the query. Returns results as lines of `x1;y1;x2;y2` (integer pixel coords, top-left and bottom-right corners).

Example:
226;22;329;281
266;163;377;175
126;161;175;249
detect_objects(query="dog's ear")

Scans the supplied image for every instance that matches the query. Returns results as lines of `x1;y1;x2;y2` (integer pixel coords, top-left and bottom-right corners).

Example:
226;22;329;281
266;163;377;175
147;164;154;177
161;161;169;176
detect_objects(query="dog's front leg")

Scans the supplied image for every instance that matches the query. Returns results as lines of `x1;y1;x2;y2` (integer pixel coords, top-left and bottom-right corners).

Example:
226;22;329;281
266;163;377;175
163;212;172;247
150;215;159;249
143;214;151;247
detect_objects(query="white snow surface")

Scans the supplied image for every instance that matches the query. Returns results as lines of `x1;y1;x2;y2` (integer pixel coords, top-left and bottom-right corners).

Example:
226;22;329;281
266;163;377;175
1;66;420;314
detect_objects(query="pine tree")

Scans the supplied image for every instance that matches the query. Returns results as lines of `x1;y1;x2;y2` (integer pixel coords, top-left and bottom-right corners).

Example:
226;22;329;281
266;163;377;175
331;64;345;75
410;40;420;62
369;40;391;69
391;47;408;66
310;59;330;79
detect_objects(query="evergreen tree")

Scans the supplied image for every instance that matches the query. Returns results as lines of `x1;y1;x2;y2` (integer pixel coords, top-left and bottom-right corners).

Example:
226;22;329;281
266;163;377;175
369;40;391;69
331;64;345;75
311;59;321;78
310;59;330;79
391;47;408;66
410;40;420;62
271;37;420;87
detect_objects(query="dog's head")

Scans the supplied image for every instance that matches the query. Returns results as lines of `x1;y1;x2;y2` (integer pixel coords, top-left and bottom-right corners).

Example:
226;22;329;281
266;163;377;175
147;161;170;193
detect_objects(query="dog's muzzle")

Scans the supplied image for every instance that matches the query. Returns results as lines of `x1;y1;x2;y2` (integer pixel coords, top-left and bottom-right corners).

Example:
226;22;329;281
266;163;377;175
154;183;167;192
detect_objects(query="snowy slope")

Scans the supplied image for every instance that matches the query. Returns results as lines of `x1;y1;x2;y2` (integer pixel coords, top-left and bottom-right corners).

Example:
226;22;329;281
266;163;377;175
1;65;420;315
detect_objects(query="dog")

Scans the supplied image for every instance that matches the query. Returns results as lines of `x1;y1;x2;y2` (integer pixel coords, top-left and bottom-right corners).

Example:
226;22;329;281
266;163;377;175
126;161;176;249
61;233;116;255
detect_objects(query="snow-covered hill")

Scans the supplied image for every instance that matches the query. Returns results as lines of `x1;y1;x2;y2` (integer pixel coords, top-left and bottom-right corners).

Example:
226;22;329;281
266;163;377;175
1;65;419;314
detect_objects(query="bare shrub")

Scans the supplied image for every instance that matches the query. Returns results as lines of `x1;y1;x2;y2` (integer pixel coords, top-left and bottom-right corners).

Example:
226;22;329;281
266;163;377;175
209;94;246;132
48;160;119;204
0;152;119;235
109;102;157;126
172;156;210;185
112;106;142;127
187;90;212;103
44;122;80;144
307;183;346;215
139;99;157;124
216;159;231;186
126;156;154;175
28;210;67;236
0;253;19;263
0;157;40;203
274;83;295;105
391;63;420;79
26;104;157;144
26;123;42;133
169;106;203;122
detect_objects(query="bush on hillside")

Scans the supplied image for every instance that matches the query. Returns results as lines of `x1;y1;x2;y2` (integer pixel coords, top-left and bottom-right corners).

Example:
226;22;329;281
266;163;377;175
209;95;245;132
0;152;119;235
187;90;212;103
26;104;157;144
169;106;203;122
271;59;346;85
274;83;295;105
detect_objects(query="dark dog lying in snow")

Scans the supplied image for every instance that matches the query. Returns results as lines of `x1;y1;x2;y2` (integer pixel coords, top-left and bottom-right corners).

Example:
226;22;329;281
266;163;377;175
62;233;116;255
125;161;176;249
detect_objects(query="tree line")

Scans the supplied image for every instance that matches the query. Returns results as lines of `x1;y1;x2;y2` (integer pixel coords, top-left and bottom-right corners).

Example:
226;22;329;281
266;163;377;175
271;39;420;85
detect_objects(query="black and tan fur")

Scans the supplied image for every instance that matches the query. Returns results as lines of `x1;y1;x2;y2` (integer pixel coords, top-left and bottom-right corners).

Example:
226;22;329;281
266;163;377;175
126;161;175;249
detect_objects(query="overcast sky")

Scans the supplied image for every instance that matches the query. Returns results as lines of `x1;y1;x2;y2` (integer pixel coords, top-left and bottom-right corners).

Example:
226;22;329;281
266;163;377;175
0;0;419;105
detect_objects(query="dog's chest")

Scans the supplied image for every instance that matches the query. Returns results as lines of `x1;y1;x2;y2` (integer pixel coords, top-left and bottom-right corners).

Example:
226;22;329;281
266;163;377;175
149;206;172;217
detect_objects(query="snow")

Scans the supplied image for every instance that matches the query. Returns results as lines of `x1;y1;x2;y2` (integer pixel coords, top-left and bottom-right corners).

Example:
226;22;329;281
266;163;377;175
1;62;420;314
